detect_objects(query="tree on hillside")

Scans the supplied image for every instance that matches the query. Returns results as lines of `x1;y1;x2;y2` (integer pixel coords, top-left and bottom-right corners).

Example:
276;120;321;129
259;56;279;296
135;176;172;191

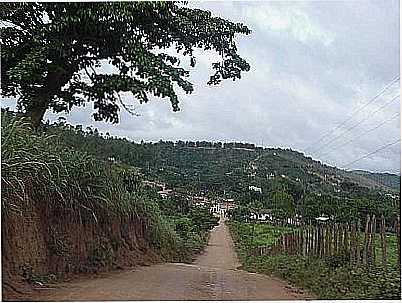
1;2;251;127
271;190;295;222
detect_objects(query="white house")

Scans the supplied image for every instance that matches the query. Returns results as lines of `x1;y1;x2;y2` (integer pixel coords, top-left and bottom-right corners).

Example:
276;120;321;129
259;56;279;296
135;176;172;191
248;185;262;193
157;188;173;198
315;215;330;222
250;212;273;221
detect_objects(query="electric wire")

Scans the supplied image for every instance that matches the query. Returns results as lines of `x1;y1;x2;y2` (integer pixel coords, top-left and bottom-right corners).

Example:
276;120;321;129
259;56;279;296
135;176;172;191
319;112;400;158
312;94;399;155
304;75;400;152
342;139;401;168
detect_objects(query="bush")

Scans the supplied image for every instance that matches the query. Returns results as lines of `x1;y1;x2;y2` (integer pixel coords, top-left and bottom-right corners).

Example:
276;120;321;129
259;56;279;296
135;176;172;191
324;252;350;269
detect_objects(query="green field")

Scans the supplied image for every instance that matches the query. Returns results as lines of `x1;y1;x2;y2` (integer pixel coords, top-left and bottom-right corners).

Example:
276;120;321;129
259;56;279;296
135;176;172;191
227;221;401;300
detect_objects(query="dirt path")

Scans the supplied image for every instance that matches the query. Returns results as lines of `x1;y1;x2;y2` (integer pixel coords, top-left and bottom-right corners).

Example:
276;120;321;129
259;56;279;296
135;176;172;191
29;218;311;301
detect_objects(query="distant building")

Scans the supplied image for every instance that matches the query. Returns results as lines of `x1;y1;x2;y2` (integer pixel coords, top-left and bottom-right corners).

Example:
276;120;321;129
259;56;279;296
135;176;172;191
157;189;173;199
315;215;330;222
192;196;210;206
385;193;399;199
248;185;262;193
142;180;165;190
250;212;273;221
211;199;236;217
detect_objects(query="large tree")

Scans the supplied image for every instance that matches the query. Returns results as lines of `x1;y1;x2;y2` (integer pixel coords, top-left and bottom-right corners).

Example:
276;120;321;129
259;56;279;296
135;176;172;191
1;2;251;127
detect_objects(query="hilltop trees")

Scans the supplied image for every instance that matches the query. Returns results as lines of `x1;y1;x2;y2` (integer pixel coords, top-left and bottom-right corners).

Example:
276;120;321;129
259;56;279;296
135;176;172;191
1;2;251;127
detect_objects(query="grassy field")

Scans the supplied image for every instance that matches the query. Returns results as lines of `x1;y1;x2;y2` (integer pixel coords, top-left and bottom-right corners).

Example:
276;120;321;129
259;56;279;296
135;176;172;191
227;220;401;300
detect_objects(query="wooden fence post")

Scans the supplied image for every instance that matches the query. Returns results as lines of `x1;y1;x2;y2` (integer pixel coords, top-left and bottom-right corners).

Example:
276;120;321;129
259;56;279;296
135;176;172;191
316;225;320;257
293;230;296;255
367;216;374;265
321;225;325;257
396;216;401;269
350;223;356;264
344;223;349;254
282;234;285;253
363;214;370;266
303;226;307;257
310;226;314;256
334;223;338;254
356;219;361;266
284;234;287;253
298;228;301;256
290;232;294;255
289;232;291;255
311;225;316;257
380;215;387;269
372;215;376;265
338;224;344;254
306;225;311;257
327;224;332;256
309;226;313;257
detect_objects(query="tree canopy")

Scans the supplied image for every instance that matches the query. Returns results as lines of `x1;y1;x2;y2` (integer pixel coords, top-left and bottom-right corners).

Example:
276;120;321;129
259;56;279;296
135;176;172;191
1;2;251;127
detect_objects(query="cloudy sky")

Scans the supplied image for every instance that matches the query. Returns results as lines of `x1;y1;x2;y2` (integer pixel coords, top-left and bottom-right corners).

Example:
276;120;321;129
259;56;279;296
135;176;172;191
3;1;400;174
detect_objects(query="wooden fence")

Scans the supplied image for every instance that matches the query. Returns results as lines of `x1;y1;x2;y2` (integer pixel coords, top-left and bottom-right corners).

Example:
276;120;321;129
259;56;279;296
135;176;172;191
250;215;401;269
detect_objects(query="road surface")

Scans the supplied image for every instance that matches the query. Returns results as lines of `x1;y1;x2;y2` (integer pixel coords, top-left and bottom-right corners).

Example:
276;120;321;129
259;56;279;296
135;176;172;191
30;218;311;301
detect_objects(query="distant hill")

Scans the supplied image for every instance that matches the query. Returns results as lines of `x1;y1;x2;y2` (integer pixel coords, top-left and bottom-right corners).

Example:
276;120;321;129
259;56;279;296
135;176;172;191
348;170;400;192
38;118;400;204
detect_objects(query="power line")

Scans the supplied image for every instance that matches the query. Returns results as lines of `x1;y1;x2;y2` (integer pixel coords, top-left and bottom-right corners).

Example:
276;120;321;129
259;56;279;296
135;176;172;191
312;94;400;155
304;75;400;152
319;112;400;158
342;138;401;168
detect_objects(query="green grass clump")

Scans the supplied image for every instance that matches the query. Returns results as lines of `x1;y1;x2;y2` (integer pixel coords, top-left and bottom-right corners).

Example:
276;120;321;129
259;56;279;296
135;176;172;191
228;220;294;249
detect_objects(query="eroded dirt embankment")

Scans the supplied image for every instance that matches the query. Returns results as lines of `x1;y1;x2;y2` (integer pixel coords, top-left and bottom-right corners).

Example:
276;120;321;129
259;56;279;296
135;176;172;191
19;218;312;301
2;199;160;299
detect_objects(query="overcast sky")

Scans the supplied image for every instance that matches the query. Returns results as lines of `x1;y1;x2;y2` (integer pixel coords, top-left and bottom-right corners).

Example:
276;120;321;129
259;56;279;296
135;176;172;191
2;1;400;174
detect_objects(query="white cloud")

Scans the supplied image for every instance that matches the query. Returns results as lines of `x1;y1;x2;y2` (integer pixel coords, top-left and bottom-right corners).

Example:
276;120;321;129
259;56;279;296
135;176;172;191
244;4;334;46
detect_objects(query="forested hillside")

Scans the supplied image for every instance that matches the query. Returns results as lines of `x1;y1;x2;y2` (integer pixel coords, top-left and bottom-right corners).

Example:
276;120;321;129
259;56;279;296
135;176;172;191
351;170;400;191
16;111;397;225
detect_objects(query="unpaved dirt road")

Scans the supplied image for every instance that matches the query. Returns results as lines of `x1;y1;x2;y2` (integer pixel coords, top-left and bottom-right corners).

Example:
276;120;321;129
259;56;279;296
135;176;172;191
31;218;311;301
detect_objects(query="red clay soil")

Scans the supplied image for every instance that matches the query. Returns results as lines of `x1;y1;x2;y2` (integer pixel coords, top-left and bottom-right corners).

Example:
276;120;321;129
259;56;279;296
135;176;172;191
1;199;160;301
20;218;313;301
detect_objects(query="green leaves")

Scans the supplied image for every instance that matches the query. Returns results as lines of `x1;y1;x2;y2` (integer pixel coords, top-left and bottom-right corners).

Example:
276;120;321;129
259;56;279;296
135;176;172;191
1;2;251;125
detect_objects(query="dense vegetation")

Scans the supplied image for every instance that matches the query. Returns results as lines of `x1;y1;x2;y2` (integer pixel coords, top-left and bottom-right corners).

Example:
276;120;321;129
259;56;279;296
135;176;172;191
22;112;399;226
228;221;401;299
1;111;218;266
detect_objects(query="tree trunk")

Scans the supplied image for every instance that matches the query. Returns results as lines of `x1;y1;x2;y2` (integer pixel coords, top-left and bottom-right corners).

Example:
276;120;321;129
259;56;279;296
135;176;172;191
24;68;74;129
25;101;48;129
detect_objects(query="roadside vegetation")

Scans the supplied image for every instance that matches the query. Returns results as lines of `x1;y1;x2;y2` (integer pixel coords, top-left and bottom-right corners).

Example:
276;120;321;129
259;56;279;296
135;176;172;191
1;111;218;272
227;220;401;299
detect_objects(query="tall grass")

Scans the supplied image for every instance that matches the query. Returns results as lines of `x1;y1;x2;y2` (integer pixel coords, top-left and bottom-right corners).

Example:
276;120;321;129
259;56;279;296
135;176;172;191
1;112;181;258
